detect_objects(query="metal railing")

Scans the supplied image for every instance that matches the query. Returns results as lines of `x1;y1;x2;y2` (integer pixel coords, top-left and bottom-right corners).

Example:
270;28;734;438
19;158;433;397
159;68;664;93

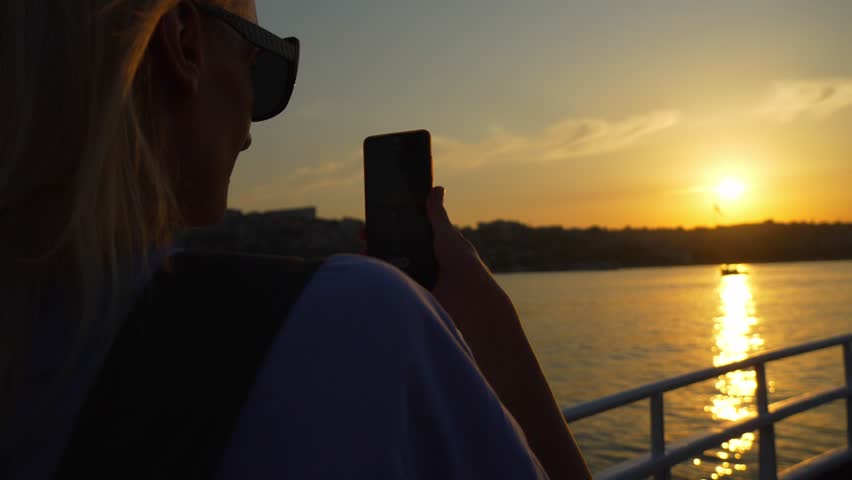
562;334;852;480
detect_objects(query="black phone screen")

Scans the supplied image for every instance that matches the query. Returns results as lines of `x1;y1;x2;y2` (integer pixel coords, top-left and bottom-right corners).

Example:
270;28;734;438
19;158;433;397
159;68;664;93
363;130;437;290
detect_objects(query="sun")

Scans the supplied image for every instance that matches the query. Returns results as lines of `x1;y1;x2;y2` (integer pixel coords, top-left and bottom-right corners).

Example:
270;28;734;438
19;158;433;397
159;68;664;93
717;178;746;201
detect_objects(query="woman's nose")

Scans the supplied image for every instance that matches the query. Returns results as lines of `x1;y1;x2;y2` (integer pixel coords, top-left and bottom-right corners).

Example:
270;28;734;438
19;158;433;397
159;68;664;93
241;133;252;152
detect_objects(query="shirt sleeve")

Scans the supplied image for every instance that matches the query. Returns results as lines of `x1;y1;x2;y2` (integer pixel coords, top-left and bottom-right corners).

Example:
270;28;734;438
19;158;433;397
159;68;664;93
216;254;549;480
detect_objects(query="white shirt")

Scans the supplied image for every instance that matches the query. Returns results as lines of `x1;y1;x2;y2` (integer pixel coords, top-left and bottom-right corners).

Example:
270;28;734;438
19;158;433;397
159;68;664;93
1;253;548;479
217;254;549;479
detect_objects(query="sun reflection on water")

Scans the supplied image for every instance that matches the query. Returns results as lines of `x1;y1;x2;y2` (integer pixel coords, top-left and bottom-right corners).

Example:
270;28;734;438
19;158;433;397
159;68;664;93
699;272;764;479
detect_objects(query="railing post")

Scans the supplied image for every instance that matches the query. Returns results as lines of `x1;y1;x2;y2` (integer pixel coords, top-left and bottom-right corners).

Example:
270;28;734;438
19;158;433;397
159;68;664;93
843;342;852;449
650;392;670;480
755;363;778;480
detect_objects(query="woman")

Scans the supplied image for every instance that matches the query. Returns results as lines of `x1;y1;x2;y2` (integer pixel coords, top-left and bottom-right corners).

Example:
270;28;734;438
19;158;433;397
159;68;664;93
0;1;591;478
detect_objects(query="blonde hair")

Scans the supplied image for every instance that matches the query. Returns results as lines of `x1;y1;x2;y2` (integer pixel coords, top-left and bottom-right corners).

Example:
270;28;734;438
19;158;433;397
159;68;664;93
0;0;243;457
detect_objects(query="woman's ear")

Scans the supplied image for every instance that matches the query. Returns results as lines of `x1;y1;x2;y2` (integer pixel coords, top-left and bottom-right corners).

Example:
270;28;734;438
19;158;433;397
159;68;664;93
151;1;205;96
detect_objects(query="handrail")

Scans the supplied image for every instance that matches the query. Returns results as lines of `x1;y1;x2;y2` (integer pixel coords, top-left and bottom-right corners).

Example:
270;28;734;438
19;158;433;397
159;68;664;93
597;387;850;480
562;334;852;480
780;448;852;480
563;334;852;422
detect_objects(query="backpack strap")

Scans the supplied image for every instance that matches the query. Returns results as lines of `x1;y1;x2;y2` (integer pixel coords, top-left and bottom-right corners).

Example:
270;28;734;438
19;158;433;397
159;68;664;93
57;251;325;479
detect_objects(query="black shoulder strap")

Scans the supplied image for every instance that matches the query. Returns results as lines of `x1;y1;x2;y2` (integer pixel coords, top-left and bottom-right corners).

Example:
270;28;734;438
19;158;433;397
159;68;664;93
57;251;325;479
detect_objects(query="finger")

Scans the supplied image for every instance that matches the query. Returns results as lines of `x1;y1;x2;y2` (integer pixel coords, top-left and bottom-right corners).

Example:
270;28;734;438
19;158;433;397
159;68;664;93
426;186;453;234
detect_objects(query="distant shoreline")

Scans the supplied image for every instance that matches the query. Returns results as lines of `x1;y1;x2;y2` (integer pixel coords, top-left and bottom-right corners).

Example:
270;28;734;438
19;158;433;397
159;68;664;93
491;257;852;275
178;210;852;275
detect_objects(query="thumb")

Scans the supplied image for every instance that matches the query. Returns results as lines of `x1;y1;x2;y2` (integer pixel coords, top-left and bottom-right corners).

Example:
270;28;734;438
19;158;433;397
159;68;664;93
426;186;453;233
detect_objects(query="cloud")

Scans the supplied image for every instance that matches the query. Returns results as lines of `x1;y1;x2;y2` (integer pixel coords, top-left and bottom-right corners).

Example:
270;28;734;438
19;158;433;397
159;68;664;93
760;78;852;122
275;155;363;194
232;110;680;209
541;112;680;161
291;160;348;179
231;155;362;209
433;110;680;169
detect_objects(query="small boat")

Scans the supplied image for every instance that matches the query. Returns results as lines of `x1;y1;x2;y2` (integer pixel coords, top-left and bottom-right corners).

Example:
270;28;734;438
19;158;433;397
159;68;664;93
720;263;747;276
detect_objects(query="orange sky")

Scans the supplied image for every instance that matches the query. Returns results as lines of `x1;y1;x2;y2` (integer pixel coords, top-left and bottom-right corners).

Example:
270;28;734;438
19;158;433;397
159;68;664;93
229;0;852;228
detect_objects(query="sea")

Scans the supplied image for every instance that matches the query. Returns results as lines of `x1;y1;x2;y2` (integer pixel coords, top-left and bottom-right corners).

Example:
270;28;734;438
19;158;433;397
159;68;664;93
495;260;852;480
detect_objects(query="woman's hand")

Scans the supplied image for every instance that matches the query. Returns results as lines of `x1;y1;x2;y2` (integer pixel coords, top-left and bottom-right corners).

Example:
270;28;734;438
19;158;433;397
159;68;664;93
361;185;591;478
424;185;593;479
424;186;513;334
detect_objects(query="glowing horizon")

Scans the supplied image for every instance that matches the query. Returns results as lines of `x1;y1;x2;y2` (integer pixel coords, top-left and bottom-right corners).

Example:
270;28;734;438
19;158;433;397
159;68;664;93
230;1;852;229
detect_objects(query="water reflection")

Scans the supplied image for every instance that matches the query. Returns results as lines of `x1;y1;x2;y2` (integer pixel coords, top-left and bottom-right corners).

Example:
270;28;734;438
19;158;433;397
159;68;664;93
700;272;765;479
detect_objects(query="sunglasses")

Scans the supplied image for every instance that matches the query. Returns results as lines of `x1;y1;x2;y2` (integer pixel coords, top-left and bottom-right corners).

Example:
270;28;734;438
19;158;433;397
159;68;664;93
194;1;300;122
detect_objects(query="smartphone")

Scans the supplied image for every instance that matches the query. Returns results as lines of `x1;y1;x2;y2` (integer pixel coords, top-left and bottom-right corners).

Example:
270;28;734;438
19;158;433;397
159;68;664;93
363;129;437;290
